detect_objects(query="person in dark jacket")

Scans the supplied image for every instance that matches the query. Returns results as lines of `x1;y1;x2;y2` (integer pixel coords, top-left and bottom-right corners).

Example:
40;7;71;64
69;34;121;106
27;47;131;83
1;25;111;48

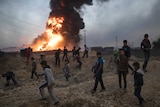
133;62;144;105
55;48;60;66
75;47;81;56
117;49;128;91
82;44;89;58
72;46;76;59
122;40;133;72
62;46;68;61
91;52;105;94
141;34;151;72
2;71;18;86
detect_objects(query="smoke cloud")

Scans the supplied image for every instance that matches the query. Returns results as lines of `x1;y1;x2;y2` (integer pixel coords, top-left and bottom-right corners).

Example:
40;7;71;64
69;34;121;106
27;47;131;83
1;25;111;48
31;0;109;50
48;0;93;46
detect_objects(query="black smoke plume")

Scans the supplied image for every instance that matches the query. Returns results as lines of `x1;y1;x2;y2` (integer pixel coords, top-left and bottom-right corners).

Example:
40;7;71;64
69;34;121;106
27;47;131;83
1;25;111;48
48;0;93;46
31;0;109;51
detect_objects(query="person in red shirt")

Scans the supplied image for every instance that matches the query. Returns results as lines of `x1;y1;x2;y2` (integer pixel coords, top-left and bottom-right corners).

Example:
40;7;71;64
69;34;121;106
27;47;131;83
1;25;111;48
26;47;31;66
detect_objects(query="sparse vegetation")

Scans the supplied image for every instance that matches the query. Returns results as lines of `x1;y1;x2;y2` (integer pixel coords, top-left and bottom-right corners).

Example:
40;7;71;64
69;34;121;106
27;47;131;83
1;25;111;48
152;37;160;50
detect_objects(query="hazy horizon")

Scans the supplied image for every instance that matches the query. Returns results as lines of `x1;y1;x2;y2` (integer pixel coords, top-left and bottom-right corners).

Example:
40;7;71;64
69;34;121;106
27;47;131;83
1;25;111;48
0;0;160;49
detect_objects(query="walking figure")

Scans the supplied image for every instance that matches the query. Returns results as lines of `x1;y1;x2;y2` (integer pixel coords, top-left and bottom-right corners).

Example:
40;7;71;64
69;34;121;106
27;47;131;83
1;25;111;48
75;47;81;56
82;44;89;58
62;46;68;61
72;46;76;59
141;34;151;72
55;48;60;66
133;62;144;105
117;49;128;91
63;59;70;81
38;61;59;105
31;57;38;79
91;52;105;94
122;40;134;72
76;53;82;69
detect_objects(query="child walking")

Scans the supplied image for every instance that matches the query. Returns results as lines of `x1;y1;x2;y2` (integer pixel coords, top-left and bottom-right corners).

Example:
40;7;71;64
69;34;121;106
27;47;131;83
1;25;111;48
31;57;38;79
133;62;144;105
38;61;59;105
76;53;82;69
117;49;128;91
63;59;70;81
91;52;105;94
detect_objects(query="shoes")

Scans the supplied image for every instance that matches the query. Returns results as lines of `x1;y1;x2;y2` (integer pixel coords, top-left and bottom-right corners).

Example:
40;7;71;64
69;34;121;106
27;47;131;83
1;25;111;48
15;84;20;87
91;89;96;94
5;84;9;86
143;69;147;72
139;98;145;105
54;101;59;105
123;88;127;93
39;97;47;101
99;88;105;92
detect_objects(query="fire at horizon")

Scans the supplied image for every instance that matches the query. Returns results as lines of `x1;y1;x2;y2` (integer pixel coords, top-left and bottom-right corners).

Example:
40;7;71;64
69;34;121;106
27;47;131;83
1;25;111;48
30;17;65;52
30;0;94;52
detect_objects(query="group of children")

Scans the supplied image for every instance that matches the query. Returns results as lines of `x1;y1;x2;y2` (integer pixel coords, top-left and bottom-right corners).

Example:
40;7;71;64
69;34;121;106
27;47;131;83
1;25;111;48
118;49;144;105
1;39;148;106
112;36;150;105
55;45;87;70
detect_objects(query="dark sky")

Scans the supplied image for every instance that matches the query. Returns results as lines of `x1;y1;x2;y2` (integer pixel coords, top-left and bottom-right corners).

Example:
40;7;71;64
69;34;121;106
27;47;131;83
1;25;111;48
0;0;160;49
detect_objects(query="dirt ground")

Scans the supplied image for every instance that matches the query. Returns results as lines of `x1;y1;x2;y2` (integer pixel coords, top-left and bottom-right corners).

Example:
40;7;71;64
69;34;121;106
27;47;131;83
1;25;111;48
0;51;160;107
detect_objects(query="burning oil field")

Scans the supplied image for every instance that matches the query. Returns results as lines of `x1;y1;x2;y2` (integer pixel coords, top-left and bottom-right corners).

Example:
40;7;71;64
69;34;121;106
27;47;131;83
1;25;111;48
30;0;109;51
30;0;91;51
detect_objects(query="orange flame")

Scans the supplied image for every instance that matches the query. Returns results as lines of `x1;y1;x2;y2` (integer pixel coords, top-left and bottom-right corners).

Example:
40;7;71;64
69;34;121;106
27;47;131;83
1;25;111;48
31;17;65;52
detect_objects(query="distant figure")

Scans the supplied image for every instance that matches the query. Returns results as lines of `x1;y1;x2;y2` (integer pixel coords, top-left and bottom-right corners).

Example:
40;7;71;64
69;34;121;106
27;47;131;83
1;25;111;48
141;34;151;72
63;59;70;81
2;71;18;86
117;49;128;91
55;48;60;66
38;61;59;105
40;52;45;62
31;57;38;79
132;62;144;105
26;47;31;66
82;44;89;58
91;52;105;94
76;53;82;69
72;46;76;59
122;40;134;72
62;46;68;61
75;47;81;56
